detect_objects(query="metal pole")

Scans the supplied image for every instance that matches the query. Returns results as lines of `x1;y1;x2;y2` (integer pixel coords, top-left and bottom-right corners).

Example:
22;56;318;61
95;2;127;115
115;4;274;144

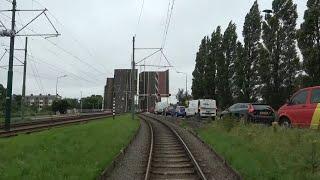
21;37;28;120
131;36;135;120
186;74;188;97
113;97;115;119
80;91;82;113
55;77;59;96
4;0;17;131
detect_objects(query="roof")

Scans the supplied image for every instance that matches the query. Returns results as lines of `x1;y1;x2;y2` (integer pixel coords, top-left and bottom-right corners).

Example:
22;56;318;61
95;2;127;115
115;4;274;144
299;86;320;91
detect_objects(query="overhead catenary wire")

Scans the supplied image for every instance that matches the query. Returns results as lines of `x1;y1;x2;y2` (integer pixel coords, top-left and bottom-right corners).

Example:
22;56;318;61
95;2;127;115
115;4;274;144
135;0;145;36
157;0;175;69
31;0;109;73
1;5;107;79
1;12;106;83
27;54;100;85
29;37;104;82
29;49;46;94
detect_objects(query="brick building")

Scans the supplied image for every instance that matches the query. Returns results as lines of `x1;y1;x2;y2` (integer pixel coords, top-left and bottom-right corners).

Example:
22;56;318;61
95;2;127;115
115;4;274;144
104;78;114;110
139;70;169;111
103;69;137;113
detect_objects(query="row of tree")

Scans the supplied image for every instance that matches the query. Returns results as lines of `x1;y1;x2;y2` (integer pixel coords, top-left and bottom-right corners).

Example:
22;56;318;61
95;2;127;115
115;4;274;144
42;95;103;114
192;0;320;109
0;83;103;115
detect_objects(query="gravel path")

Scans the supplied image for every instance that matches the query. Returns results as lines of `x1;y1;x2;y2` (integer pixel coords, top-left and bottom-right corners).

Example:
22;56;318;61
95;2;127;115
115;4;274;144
149;114;240;180
107;119;149;180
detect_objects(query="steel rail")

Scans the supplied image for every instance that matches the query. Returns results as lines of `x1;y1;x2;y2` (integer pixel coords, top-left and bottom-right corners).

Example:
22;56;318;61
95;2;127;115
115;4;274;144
0;113;113;137
141;114;208;180
0;112;111;129
144;118;154;180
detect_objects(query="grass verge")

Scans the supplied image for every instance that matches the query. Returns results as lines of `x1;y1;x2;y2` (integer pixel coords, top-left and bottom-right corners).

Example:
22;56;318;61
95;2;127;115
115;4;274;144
0;114;139;179
197;117;320;180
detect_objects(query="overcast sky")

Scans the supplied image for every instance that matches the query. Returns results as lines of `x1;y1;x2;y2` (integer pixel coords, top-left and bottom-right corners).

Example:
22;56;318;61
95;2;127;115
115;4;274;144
0;0;307;101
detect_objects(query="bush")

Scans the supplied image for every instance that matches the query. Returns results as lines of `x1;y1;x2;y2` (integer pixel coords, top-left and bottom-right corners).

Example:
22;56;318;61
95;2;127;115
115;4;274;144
52;99;69;114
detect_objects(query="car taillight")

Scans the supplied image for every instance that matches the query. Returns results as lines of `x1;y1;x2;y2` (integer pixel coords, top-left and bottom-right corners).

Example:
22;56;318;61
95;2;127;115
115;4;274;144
248;104;254;113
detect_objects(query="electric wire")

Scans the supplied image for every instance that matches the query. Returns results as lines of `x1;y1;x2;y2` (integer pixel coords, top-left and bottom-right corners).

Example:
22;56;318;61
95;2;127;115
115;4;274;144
135;0;145;36
0;12;105;83
32;0;109;73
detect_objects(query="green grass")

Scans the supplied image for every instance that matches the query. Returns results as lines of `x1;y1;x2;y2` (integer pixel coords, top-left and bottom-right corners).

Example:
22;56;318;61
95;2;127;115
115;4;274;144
0;114;139;179
197;118;320;180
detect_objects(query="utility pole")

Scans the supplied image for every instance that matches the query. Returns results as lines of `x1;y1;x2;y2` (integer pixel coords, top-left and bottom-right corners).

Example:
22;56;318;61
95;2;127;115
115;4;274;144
1;0;59;131
21;37;28;120
131;36;135;120
4;0;16;131
55;75;67;97
80;91;83;113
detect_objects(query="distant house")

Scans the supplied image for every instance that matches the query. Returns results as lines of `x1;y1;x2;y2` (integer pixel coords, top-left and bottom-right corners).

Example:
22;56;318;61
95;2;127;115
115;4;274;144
25;94;60;110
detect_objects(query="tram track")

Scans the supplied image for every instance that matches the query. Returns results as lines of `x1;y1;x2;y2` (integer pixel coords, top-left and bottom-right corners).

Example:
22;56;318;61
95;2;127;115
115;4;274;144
140;114;207;180
0;112;113;137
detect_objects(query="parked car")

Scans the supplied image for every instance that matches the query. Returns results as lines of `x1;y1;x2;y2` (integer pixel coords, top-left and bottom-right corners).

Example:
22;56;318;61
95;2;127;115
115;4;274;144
220;103;249;118
165;106;175;116
278;86;320;128
175;106;186;117
221;103;276;124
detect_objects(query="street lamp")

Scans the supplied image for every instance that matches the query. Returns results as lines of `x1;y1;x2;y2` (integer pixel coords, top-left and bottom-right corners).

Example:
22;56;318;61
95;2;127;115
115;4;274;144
262;9;273;14
176;71;188;98
56;75;67;97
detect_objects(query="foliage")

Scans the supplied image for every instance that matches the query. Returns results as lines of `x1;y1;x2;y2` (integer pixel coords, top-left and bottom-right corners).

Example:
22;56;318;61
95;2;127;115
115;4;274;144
52;99;69;114
176;88;192;106
220;22;237;107
192;37;209;99
297;0;320;87
191;0;318;110
242;0;262;102
197;119;320;179
0;84;6;113
65;98;80;109
261;0;300;109
81;95;103;109
0;114;139;179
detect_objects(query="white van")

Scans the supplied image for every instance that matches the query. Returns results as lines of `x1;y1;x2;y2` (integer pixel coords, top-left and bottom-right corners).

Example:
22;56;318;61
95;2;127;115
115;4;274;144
185;100;198;117
186;99;217;118
155;102;169;115
199;99;217;117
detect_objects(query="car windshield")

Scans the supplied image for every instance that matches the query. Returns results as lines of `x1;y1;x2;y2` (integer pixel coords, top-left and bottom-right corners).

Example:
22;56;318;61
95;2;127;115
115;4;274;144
252;105;271;110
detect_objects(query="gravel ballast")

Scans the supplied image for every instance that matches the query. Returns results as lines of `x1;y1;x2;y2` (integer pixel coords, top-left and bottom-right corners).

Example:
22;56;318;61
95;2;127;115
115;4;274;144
106;119;150;180
148;114;240;180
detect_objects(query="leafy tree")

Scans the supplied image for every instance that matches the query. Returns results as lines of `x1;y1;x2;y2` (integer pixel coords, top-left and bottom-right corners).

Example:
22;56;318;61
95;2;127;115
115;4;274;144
81;95;103;109
65;98;79;109
234;42;246;102
257;43;273;104
242;0;262;102
262;0;299;109
12;95;22;112
221;22;237;107
176;88;192;106
212;26;225;107
297;0;320;86
52;99;69;114
0;84;6;112
192;37;209;99
204;36;215;99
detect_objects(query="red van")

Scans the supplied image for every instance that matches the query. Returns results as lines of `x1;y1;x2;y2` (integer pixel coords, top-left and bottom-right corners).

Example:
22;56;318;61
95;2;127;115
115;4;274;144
278;86;320;128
